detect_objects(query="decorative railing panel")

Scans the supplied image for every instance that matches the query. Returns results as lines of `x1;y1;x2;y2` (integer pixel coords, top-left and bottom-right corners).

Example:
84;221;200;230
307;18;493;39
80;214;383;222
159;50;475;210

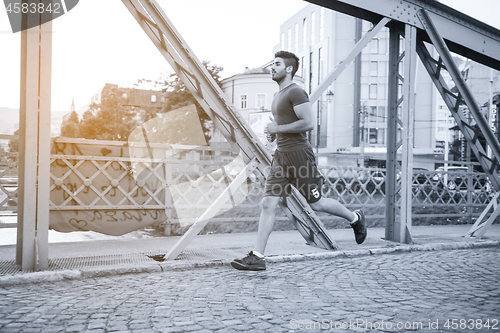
0;150;18;213
49;138;247;235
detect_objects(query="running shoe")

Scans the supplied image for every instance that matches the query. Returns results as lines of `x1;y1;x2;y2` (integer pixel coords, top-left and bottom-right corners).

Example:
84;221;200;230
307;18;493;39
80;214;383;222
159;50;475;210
351;210;367;244
231;251;266;271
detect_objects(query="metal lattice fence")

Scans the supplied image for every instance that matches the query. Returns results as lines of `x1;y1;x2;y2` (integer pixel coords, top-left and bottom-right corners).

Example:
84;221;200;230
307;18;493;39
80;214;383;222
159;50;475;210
318;166;493;224
0;138;495;230
0;149;18;215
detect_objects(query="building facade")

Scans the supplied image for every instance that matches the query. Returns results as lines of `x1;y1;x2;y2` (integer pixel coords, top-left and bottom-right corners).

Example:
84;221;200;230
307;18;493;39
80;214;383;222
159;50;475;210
88;83;165;111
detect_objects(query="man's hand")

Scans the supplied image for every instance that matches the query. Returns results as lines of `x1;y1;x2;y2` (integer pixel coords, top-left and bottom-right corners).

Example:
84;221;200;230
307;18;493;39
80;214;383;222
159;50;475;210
265;132;276;143
264;116;278;142
265;116;279;135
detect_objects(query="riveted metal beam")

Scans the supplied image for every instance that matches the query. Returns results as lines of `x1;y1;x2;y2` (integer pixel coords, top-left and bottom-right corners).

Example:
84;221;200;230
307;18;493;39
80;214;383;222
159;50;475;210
17;11;52;271
306;0;500;70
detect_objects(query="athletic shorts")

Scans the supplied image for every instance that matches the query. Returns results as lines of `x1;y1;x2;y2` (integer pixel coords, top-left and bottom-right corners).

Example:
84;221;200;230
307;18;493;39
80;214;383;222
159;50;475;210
264;147;323;203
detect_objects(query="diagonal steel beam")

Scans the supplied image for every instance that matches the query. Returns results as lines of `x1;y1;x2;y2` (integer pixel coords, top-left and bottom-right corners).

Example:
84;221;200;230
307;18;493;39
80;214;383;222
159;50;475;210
416;9;500;238
416;9;500;191
310;17;391;103
467;192;500;239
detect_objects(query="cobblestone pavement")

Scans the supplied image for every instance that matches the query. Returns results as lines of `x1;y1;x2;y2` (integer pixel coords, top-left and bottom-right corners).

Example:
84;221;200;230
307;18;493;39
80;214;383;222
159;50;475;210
0;248;499;333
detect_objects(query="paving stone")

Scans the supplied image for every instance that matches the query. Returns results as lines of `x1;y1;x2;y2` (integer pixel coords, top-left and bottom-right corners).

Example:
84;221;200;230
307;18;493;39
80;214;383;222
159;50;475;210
221;319;243;326
198;320;225;330
0;248;499;332
87;320;107;330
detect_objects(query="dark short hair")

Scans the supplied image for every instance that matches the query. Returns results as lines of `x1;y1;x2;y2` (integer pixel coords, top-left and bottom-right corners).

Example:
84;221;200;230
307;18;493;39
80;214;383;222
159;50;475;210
274;50;300;78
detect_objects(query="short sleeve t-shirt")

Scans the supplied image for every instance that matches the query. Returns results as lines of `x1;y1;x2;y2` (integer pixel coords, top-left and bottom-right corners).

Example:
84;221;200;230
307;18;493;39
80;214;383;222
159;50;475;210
271;83;311;152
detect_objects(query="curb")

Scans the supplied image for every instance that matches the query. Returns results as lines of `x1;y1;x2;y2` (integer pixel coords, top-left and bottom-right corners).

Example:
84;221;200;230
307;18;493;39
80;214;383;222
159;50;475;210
0;240;498;286
266;240;500;263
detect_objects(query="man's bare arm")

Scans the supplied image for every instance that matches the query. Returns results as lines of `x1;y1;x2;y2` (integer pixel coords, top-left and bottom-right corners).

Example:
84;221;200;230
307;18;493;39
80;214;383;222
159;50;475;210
265;102;314;134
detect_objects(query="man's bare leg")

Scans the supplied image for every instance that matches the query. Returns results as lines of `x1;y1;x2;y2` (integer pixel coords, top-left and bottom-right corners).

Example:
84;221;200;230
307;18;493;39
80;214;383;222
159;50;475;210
310;197;367;244
231;196;280;271
255;196;281;255
309;197;356;221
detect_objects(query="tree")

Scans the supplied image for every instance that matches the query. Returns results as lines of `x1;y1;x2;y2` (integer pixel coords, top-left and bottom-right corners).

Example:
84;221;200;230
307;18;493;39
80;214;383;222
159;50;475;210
61;60;223;142
8;129;19;152
157;61;224;142
77;86;139;141
60;111;80;138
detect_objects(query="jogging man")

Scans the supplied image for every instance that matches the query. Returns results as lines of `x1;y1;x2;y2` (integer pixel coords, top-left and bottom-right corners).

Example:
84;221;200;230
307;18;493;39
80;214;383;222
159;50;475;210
231;51;367;271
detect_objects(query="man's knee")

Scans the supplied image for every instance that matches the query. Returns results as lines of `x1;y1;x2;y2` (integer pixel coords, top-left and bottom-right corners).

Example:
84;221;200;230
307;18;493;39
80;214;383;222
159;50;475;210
260;196;280;212
309;198;325;211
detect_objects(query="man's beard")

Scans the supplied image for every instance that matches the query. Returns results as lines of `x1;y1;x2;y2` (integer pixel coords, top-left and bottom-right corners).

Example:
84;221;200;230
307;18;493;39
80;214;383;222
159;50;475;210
272;70;286;83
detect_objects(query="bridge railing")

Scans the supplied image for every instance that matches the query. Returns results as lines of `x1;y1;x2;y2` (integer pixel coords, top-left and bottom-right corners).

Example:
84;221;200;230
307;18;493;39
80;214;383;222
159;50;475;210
0;138;494;230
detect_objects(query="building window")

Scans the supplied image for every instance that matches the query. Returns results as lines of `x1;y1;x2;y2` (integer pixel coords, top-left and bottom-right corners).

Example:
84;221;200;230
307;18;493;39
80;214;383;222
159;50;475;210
378;106;386;121
318;47;324;84
241;95;247;109
301;56;305;78
151;95;157;102
378;61;387;77
369;84;377;99
309;51;313;94
311;12;316;44
377;84;386;100
303;18;307;50
371;39;379;54
361;61;368;77
281;32;285;50
256;94;266;110
320;8;325;41
287;28;292;52
369;128;378;144
370;106;377;122
122;93;127;99
361;85;368;100
379;38;387;54
294;23;299;54
378;128;386;145
370;61;378;77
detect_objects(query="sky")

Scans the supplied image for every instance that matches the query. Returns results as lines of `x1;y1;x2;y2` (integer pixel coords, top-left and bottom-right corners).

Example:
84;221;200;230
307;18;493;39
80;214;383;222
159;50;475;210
1;0;499;112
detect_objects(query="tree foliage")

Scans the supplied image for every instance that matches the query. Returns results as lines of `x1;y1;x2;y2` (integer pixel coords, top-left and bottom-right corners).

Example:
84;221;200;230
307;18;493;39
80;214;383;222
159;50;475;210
59;61;224;142
8;129;19;152
78;87;139;141
60;111;80;138
60;86;143;141
157;61;224;142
